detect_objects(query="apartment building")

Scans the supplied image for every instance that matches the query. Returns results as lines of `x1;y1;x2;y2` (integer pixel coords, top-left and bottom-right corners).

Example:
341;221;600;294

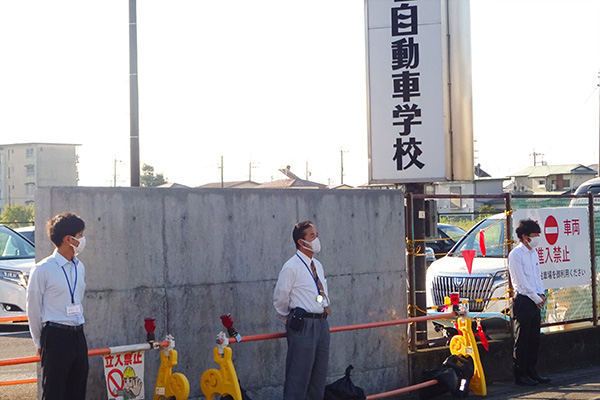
0;143;79;208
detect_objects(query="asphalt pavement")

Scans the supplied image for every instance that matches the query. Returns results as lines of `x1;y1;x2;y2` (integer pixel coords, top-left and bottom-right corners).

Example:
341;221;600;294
424;365;600;400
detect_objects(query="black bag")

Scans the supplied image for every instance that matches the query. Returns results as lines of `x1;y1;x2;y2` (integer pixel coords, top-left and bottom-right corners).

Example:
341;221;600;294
289;307;307;332
419;367;458;400
221;380;253;400
324;365;366;400
443;355;474;398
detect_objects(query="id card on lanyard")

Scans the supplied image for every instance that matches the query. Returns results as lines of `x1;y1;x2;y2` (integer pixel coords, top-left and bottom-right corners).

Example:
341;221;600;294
296;254;329;307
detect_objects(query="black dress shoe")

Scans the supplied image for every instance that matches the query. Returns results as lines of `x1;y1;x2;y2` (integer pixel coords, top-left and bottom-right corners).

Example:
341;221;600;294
530;374;551;384
515;376;538;386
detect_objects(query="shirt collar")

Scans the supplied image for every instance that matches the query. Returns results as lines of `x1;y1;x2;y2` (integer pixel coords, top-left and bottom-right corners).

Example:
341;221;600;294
296;250;313;264
517;241;534;252
53;249;78;267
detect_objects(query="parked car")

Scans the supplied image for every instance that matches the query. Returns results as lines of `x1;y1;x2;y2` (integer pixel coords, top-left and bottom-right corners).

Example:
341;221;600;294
0;224;35;319
569;177;600;207
426;223;467;259
426;214;510;337
425;247;436;265
15;226;35;244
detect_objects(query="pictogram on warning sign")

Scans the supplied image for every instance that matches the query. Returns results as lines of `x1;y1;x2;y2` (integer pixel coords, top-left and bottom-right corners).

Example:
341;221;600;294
106;368;123;398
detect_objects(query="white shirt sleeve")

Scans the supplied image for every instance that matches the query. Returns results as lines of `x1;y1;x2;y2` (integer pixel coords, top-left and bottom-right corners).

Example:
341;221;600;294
273;265;294;318
26;266;44;349
508;248;543;305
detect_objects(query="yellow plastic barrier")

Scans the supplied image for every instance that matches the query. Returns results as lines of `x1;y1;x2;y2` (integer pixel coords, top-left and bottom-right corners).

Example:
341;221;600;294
200;346;243;400
153;348;190;400
449;317;486;396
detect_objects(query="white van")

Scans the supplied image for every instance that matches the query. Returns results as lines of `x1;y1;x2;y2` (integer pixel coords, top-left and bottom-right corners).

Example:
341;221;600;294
426;213;511;337
0;224;35;319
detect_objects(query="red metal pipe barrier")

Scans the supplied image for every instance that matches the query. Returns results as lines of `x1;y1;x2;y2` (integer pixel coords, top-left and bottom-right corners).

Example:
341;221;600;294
365;379;438;399
0;316;28;323
0;378;37;386
0;341;170;368
0;355;39;367
226;313;456;343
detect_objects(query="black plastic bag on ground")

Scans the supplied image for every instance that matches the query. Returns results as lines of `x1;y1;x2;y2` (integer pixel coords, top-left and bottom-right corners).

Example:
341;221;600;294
419;367;458;400
324;365;366;400
443;355;474;398
220;380;253;400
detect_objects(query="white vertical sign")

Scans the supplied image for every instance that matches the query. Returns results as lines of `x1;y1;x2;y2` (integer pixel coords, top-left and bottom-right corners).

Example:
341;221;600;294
366;0;446;183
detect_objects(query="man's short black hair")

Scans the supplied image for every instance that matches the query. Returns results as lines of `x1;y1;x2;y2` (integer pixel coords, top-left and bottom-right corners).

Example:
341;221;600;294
292;220;313;249
515;219;541;240
47;212;85;247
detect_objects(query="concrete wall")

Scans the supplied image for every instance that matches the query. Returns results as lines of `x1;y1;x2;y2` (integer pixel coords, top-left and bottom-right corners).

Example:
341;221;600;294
35;187;407;399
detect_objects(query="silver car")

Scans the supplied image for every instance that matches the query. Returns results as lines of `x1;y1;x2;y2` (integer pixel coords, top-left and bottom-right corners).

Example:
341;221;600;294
0;224;35;318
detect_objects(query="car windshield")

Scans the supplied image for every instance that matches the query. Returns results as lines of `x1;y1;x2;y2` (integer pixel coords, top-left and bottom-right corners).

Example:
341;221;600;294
450;217;507;258
439;224;466;241
0;225;35;260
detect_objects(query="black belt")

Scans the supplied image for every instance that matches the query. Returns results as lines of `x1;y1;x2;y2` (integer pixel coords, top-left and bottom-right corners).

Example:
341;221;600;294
304;312;327;319
45;322;84;332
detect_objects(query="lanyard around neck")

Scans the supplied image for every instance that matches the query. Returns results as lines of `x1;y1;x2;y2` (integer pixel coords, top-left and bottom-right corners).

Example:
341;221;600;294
296;253;322;294
61;260;78;304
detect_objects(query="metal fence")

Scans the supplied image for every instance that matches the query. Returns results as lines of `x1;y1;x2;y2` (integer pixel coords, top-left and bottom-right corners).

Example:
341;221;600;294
407;192;598;349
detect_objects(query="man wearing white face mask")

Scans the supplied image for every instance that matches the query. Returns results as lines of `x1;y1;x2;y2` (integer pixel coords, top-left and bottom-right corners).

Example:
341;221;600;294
27;212;89;400
273;220;331;400
508;219;551;387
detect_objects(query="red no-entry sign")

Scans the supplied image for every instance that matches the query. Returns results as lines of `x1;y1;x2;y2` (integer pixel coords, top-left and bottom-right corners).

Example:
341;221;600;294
544;215;559;245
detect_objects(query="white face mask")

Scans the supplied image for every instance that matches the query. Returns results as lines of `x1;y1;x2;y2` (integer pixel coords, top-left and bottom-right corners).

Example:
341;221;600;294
302;237;321;254
70;236;86;256
528;235;540;249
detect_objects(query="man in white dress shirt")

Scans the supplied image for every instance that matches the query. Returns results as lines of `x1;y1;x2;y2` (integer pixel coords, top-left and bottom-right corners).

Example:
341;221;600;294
27;212;88;400
273;220;331;400
508;218;551;386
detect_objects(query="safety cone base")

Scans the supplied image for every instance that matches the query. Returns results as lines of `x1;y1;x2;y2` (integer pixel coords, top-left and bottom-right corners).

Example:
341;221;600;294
200;347;243;400
449;318;487;396
154;349;190;400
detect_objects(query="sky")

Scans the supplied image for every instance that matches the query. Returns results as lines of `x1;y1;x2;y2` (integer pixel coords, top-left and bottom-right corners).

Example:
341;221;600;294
0;0;598;187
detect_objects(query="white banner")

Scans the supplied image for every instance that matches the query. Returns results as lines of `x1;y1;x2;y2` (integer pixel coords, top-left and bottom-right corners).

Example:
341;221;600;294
103;350;146;400
512;208;591;289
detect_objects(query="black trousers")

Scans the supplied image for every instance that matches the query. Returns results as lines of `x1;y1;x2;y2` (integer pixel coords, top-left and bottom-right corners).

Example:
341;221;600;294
512;294;541;377
40;325;89;400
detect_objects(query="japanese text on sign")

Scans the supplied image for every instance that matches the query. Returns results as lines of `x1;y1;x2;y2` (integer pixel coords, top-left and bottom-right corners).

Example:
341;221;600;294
390;0;424;171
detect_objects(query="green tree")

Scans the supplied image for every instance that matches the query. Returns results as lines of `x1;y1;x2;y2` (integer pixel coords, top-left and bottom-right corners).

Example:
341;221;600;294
0;204;35;228
140;163;167;187
477;204;499;218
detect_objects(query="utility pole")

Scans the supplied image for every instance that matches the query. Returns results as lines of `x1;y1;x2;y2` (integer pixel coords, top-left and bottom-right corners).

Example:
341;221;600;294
305;161;310;180
249;160;259;181
219;156;224;188
129;0;140;186
530;149;544;166
113;158;122;187
598;71;600;176
340;148;348;185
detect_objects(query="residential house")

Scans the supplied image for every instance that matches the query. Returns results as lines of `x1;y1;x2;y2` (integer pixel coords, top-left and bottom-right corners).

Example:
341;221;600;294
197;181;261;189
509;164;597;194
